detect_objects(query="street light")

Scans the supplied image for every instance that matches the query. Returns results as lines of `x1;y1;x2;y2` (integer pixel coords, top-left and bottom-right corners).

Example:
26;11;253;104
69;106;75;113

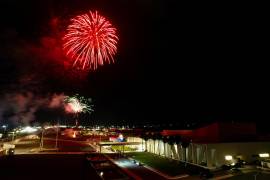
55;123;59;149
12;132;15;142
40;128;45;149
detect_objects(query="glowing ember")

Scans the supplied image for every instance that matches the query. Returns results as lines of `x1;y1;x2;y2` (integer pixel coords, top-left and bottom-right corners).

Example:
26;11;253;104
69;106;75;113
63;11;118;71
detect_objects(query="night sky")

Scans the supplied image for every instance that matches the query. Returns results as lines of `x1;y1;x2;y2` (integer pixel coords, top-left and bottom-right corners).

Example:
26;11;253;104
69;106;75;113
0;1;269;130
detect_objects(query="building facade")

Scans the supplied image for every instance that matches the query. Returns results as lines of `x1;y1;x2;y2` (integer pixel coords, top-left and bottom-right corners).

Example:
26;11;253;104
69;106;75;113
127;122;270;168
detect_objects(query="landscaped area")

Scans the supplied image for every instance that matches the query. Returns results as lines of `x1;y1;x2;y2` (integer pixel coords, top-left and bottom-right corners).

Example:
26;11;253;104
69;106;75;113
111;145;136;152
126;152;191;176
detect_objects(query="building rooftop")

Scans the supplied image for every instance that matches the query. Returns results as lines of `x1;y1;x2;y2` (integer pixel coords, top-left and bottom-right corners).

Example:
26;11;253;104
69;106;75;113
161;122;268;143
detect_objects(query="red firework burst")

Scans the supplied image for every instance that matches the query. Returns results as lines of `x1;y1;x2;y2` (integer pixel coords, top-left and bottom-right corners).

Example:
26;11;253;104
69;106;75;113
63;11;118;70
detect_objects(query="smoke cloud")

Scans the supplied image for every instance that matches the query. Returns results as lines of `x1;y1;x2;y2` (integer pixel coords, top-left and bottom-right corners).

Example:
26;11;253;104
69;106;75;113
0;92;67;126
0;17;90;127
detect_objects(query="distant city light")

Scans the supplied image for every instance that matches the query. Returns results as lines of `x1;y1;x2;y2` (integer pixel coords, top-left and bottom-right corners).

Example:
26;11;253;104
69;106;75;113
225;155;233;161
72;132;76;138
115;160;136;168
20;126;38;133
45;126;52;129
117;134;124;142
259;153;269;158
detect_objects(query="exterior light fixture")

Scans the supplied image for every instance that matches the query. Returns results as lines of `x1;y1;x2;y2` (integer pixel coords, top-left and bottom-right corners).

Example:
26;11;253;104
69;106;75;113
259;153;269;158
225;155;233;161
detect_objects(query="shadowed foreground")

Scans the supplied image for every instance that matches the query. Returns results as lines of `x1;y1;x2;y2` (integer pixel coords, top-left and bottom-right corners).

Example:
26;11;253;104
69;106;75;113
0;154;101;180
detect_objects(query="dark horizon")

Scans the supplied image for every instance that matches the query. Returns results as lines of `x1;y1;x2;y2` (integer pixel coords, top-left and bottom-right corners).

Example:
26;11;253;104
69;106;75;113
0;1;269;131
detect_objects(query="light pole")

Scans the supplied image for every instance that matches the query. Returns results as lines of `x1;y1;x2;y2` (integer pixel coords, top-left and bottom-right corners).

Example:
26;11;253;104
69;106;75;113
55;122;59;149
12;132;15;142
254;172;260;180
75;113;78;127
40;128;44;149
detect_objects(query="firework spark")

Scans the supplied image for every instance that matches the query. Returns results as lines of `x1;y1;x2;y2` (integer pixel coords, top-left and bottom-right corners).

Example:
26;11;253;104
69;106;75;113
63;11;118;71
65;94;93;114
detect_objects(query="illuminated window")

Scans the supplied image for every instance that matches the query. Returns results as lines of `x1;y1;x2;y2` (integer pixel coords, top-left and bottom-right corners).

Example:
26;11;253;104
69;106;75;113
259;153;269;158
225;155;233;161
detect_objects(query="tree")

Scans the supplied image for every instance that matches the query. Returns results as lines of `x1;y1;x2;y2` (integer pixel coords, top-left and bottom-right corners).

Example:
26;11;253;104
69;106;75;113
181;139;190;166
162;135;168;157
156;133;162;156
174;136;182;160
167;136;177;159
151;132;157;154
141;132;150;152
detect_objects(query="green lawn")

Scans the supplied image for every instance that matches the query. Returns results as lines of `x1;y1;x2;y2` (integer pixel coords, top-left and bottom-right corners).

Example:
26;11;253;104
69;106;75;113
127;152;189;176
111;145;136;152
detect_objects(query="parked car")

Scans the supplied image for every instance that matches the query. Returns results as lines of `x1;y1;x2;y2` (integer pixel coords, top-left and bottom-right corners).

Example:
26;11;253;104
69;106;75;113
2;143;15;155
0;146;5;156
229;168;242;174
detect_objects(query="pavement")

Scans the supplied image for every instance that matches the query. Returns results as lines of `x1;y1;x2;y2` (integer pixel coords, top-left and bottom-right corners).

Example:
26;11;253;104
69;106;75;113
89;142;192;180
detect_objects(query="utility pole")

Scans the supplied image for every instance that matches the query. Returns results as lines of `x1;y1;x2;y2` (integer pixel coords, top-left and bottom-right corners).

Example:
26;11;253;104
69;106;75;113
55;121;59;149
40;129;44;149
12;132;15;142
